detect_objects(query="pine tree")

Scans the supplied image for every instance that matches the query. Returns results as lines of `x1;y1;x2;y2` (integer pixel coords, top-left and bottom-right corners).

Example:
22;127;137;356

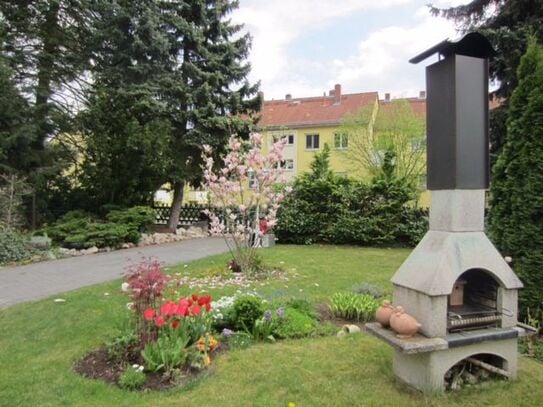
488;37;543;314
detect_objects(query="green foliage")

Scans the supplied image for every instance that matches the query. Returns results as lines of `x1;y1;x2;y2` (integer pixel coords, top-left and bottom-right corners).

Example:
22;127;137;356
276;159;428;246
106;332;139;362
42;206;151;248
284;298;318;320
330;292;379;322
232;295;265;331
351;283;384;299
0;225;34;264
340;99;426;185
273;308;317;339
488;38;543;315
141;335;190;373
118;365;146;390
105;206;155;232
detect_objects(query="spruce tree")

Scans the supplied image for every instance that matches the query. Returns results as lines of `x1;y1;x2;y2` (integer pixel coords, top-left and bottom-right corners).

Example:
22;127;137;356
159;0;260;231
488;37;543;315
78;0;173;207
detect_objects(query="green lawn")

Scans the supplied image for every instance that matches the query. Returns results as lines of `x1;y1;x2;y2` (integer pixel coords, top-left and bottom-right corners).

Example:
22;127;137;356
1;245;542;406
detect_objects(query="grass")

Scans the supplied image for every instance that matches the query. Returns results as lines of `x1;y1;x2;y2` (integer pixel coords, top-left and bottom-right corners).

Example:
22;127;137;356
1;244;543;406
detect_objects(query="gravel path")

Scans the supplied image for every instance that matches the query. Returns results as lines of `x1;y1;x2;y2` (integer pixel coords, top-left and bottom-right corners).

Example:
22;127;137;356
0;237;230;309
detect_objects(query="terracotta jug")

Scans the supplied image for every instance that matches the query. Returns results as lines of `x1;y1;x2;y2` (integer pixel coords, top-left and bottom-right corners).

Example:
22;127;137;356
375;300;394;327
389;306;422;338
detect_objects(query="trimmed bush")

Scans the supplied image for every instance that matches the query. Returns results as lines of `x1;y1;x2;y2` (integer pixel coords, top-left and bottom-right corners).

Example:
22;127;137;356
276;175;428;247
231;295;265;331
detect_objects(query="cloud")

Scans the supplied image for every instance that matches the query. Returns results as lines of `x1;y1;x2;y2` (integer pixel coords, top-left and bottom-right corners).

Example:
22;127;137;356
329;9;457;98
233;0;413;98
233;1;461;99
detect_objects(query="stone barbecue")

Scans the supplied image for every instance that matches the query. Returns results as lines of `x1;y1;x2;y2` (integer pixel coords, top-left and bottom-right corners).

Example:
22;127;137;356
366;33;530;392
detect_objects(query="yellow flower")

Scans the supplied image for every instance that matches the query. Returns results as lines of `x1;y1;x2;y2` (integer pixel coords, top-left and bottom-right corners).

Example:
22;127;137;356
203;355;211;367
288;403;296;407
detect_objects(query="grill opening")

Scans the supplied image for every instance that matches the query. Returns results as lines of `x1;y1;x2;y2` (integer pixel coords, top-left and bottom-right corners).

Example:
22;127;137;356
447;269;501;332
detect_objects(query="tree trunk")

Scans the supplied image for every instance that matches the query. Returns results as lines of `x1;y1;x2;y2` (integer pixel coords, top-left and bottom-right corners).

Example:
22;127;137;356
167;181;185;232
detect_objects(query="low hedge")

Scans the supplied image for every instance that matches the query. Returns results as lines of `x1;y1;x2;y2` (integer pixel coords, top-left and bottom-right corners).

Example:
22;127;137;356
42;206;155;249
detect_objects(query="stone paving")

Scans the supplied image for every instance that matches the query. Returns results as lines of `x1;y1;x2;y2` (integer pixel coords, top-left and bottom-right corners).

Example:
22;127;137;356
0;237;229;309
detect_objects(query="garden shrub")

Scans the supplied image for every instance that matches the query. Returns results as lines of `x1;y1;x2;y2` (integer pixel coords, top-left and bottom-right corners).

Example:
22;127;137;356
273;307;317;339
42;206;154;248
231;295;265;331
284;298;318;319
0;225;34;264
106;206;155;232
330;292;379;322
276;164;428;247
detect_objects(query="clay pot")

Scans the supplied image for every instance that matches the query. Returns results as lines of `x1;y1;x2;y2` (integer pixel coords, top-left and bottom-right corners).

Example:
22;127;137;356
389;306;422;338
375;300;395;327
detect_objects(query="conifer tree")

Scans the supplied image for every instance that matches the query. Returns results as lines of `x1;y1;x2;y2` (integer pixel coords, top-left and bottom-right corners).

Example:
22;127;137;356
78;0;173;207
159;0;260;231
488;37;543;314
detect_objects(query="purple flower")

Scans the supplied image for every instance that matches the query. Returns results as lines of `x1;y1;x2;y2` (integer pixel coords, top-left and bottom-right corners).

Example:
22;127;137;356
277;307;284;319
222;328;234;338
264;310;272;322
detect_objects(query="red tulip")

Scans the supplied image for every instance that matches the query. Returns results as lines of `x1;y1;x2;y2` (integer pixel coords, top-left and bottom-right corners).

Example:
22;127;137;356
143;308;155;321
155;315;166;327
190;304;201;316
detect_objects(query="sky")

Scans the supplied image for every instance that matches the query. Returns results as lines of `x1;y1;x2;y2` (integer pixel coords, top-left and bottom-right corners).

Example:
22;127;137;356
232;0;468;100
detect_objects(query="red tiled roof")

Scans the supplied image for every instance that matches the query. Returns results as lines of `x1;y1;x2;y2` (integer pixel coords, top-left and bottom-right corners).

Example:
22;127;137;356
258;91;378;129
379;97;427;118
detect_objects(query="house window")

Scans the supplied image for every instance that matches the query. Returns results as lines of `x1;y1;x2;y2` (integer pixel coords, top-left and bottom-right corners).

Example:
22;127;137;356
272;134;295;145
306;134;320;149
334;133;348;149
277;159;294;171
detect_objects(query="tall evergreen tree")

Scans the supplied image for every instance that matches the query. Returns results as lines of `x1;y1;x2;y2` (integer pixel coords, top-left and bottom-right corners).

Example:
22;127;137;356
487;37;543;315
159;0;260;231
78;0;174;208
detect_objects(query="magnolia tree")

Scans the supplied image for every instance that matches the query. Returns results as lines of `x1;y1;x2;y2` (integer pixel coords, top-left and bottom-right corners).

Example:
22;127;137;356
202;134;291;274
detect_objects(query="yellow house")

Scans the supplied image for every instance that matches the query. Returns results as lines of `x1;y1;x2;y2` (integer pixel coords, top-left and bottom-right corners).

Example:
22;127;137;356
257;85;380;181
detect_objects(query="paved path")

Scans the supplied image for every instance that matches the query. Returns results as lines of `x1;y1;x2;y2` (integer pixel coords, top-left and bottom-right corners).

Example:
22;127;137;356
0;237;230;309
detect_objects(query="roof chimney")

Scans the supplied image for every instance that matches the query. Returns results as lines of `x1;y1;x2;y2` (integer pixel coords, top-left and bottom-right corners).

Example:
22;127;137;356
419;90;426;99
384;92;391;102
334;84;341;104
285;93;292;100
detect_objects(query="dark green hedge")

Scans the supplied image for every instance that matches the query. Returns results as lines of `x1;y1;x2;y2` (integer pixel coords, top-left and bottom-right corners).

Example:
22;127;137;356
276;174;427;247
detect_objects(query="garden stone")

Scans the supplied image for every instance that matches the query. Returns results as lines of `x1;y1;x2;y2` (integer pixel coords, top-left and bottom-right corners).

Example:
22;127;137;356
45;251;56;260
29;235;52;250
82;246;99;255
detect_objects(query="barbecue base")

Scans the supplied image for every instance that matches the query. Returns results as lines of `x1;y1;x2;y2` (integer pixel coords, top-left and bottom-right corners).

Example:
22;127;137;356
393;337;518;393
